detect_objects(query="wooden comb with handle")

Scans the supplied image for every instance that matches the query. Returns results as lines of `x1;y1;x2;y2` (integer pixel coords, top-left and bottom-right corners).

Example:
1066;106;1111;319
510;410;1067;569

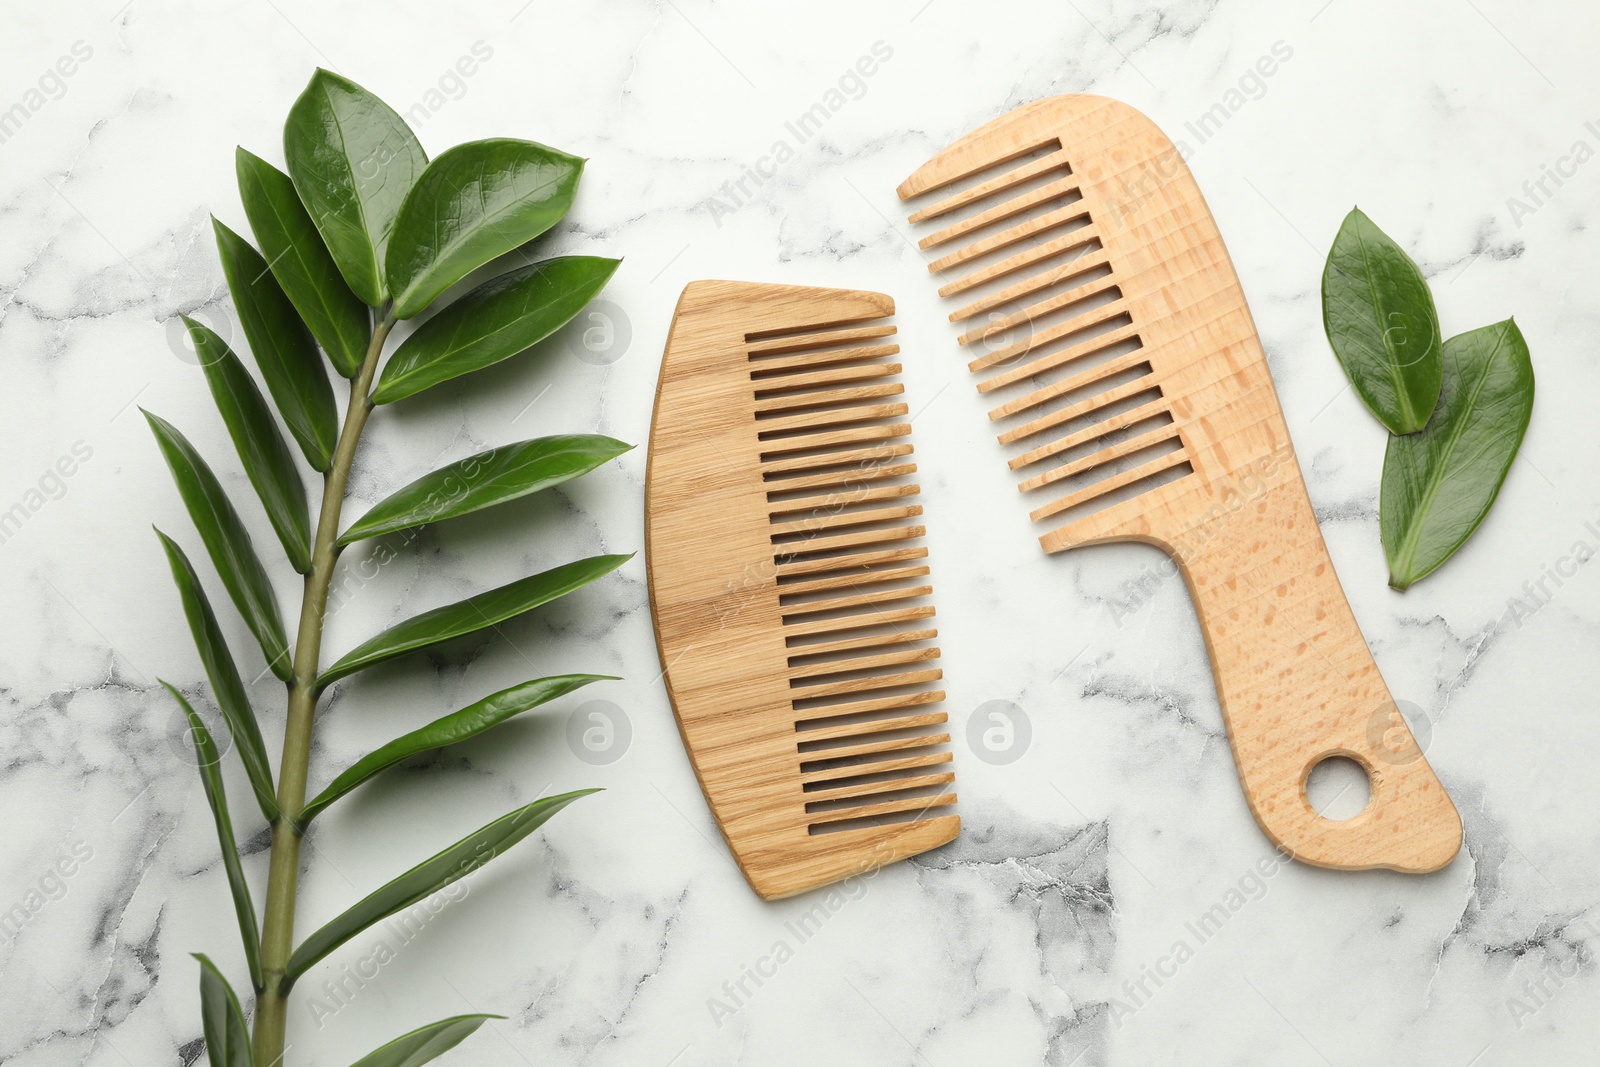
646;280;959;899
898;95;1460;873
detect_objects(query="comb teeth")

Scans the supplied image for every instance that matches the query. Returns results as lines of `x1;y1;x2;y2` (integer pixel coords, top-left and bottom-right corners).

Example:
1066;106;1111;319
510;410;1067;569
746;318;956;836
901;133;1193;547
648;281;960;898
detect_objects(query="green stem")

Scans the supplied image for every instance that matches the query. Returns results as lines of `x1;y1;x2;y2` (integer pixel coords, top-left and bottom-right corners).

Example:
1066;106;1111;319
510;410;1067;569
252;312;393;1067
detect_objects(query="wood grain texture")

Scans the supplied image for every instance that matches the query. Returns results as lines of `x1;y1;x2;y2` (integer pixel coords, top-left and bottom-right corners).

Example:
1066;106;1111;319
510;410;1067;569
645;280;959;900
899;95;1461;873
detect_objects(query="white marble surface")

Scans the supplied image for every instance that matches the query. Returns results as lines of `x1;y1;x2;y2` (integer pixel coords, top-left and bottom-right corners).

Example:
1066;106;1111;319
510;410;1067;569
3;1;1598;1064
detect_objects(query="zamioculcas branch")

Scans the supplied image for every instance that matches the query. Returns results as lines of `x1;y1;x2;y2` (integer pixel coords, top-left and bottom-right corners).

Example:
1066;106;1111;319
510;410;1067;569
149;69;630;1067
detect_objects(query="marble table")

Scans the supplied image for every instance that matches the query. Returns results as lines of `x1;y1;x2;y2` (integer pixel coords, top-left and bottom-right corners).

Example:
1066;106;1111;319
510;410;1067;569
3;1;1595;1064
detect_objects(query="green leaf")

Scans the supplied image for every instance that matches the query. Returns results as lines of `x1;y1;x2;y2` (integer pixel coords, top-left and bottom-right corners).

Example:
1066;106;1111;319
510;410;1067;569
166;684;263;991
317;554;630;688
349;1015;499;1067
213;217;338;471
385;139;585;319
299;675;610;827
157;529;279;822
145;410;292;681
188;319;313;574
372;257;619;403
236;147;370;377
1381;319;1534;590
338;435;631;544
1321;207;1443;434
284;69;427;306
194;954;253;1067
285;791;597;985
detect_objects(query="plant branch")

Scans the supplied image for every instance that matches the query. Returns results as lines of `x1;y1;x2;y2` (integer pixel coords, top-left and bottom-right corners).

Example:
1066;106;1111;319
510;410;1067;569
252;310;393;1066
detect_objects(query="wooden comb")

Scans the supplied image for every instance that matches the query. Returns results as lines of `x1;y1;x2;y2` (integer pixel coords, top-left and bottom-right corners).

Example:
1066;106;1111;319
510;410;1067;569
898;95;1461;873
645;280;959;899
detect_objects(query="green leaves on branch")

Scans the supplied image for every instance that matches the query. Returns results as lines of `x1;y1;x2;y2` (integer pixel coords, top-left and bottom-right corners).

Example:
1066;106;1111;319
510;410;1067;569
156;530;278;822
1322;207;1442;434
213;217;337;470
284;69;427;307
339;435;631;544
350;1016;500;1067
236;147;370;377
195;955;252;1067
166;685;263;991
187;320;313;573
284;791;597;985
167;69;628;1064
386;139;585;319
1320;206;1536;589
298;675;610;828
1382;320;1535;590
145;411;291;680
374;257;619;403
318;554;631;688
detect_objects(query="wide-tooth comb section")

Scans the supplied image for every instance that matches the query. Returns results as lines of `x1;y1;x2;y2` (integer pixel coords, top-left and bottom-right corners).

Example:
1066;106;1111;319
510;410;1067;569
980;320;1142;392
938;226;1100;298
927;203;1091;273
899;99;1465;875
951;246;1112;323
906;142;1068;222
958;270;1117;348
899;105;1193;550
921;174;1083;250
647;281;958;899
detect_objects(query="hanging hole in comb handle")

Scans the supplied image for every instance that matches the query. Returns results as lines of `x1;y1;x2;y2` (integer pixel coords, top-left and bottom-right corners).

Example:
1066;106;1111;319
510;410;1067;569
1304;754;1373;821
896;95;1465;872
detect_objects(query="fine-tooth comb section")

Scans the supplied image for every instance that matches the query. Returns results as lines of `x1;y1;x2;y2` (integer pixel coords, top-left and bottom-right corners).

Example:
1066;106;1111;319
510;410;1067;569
646;280;959;900
752;313;952;827
753;308;954;835
898;119;1191;545
897;95;1462;875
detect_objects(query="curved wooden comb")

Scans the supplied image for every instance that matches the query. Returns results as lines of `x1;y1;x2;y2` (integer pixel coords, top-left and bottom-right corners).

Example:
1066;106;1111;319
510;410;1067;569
646;280;959;899
899;96;1461;873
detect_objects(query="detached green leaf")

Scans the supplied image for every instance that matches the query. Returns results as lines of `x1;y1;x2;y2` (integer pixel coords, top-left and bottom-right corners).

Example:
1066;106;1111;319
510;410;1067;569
350;1015;499;1067
284;69;427;306
317;554;630;688
188;319;312;574
145;410;291;680
236;147;370;377
373;257;619;403
1381;319;1534;590
157;529;279;822
166;684;263;991
194;954;252;1067
385;139;585;319
1322;207;1443;434
213;217;338;470
339;435;631;544
284;791;597;984
299;675;610;827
